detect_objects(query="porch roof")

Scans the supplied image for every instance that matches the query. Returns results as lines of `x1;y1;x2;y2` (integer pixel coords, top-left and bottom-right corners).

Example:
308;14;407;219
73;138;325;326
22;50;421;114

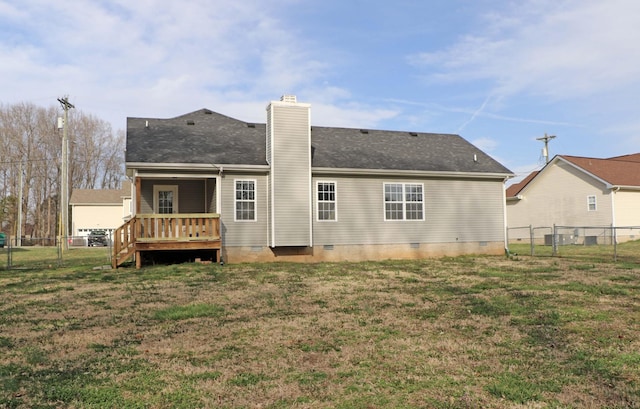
126;108;512;175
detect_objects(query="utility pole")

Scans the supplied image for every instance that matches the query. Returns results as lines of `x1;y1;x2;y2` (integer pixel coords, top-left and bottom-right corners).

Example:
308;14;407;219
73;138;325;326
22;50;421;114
58;96;74;251
537;133;556;164
17;161;23;247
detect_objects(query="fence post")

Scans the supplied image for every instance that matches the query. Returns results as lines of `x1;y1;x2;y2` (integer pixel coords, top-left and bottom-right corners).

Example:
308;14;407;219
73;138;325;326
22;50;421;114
5;240;11;269
57;237;63;267
552;224;558;256
613;226;617;262
529;225;534;256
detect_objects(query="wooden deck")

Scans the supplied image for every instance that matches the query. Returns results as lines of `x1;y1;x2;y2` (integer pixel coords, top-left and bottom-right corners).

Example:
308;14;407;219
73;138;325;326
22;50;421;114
112;213;221;269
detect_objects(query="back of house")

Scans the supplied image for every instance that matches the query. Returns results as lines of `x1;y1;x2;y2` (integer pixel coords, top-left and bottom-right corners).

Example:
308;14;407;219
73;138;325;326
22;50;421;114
123;95;513;264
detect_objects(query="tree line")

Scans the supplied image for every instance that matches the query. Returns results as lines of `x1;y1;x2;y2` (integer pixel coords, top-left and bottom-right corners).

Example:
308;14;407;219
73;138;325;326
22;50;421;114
0;102;125;243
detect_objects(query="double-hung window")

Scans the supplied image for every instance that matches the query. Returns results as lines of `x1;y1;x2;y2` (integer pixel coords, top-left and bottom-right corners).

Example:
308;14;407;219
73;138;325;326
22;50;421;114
317;181;336;221
587;195;597;211
235;180;256;221
384;183;424;221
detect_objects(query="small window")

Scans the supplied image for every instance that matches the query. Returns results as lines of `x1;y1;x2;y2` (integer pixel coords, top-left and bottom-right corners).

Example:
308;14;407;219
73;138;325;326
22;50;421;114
384;183;424;221
317;181;337;221
235;180;256;221
587;195;597;211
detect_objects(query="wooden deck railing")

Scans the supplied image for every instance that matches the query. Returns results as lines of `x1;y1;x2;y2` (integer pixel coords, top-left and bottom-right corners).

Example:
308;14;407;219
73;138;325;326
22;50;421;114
135;213;221;241
112;213;221;268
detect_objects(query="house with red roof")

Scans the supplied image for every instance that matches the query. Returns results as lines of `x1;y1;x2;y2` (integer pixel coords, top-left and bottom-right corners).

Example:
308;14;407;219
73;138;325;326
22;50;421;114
506;154;640;243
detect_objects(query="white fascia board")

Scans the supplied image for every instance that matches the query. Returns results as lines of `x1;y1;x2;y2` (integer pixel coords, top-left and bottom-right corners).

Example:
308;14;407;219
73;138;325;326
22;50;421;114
127;162;218;170
127;162;270;175
311;167;514;180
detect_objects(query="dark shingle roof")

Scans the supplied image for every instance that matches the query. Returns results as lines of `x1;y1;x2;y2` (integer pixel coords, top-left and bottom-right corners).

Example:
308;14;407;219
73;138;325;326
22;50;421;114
126;108;512;175
126;109;267;165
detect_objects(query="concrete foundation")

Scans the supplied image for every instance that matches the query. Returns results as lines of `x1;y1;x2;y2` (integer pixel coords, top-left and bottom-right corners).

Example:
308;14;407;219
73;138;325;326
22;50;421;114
221;241;505;263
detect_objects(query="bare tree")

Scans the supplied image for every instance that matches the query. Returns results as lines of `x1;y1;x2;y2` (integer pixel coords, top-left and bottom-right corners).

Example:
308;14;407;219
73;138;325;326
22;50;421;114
0;102;125;243
68;111;124;190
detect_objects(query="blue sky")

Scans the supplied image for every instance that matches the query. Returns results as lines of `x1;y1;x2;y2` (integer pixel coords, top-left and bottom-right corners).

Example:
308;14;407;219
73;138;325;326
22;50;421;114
1;0;639;181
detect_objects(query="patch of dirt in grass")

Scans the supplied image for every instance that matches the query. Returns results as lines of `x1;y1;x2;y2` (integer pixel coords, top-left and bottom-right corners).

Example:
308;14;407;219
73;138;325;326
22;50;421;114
1;256;639;408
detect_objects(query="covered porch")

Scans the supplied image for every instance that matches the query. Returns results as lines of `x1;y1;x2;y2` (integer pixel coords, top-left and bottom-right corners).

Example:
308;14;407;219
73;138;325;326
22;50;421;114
113;174;222;268
112;213;221;268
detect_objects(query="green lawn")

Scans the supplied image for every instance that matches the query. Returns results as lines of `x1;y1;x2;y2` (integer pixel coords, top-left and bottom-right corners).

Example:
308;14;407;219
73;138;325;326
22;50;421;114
1;246;112;270
1;247;639;408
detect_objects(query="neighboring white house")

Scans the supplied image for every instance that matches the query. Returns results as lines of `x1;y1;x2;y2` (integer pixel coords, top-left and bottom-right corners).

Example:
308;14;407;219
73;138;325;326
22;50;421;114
119;95;514;265
69;181;132;239
506;154;640;244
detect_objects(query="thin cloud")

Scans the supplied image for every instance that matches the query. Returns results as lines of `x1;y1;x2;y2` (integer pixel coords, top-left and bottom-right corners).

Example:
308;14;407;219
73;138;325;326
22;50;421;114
458;94;492;131
383;98;579;128
0;0;336;126
1;0;638;171
409;0;640;100
471;137;498;153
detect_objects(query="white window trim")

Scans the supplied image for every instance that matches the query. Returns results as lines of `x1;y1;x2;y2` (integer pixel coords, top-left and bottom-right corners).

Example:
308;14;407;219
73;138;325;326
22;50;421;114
153;185;178;214
383;182;425;221
316;181;337;222
234;179;257;222
587;195;597;211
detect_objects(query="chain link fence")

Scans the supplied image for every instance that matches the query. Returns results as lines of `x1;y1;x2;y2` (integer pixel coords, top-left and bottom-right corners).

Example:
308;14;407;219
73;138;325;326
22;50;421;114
1;235;113;270
507;225;640;262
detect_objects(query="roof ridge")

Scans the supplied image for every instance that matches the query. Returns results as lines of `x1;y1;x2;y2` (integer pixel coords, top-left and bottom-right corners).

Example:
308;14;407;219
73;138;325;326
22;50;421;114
562;153;640;163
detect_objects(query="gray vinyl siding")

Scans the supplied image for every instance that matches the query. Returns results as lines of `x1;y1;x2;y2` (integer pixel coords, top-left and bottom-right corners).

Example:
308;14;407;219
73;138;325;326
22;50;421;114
507;161;612;229
220;173;269;247
139;179;209;214
179;180;206;213
268;104;312;246
140;180;154;213
312;176;505;245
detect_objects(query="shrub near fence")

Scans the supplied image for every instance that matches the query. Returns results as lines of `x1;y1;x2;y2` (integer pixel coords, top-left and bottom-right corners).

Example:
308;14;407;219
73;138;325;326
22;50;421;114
507;225;640;262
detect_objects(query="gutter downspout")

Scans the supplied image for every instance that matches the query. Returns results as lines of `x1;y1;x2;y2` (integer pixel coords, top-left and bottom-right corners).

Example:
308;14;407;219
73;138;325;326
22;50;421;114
611;186;620;244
